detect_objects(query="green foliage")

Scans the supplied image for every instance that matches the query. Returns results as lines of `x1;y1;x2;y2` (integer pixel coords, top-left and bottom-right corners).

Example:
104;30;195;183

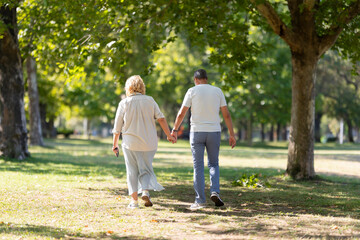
56;127;73;138
12;0;360;136
316;51;360;128
232;173;271;188
145;36;213;122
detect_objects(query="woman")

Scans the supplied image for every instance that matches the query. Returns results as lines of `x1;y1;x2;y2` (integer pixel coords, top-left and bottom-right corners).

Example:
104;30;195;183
112;75;175;208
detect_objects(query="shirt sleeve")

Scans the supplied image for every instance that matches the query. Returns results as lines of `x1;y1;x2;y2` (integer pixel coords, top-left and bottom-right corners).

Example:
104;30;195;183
219;89;227;107
112;101;125;134
182;89;192;107
153;98;165;120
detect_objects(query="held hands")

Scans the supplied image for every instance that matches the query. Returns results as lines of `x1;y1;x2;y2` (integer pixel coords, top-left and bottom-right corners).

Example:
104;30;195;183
167;134;176;144
170;130;178;143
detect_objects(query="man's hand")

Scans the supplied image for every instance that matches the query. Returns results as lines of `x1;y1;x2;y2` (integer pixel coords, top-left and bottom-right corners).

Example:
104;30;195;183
167;135;176;143
171;130;178;143
229;136;236;149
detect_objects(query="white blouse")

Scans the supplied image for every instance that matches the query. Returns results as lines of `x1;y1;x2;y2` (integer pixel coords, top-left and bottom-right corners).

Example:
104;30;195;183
112;93;165;151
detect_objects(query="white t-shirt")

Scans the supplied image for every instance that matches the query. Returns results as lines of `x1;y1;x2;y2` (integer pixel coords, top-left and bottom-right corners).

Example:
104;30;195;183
112;94;165;151
182;84;227;132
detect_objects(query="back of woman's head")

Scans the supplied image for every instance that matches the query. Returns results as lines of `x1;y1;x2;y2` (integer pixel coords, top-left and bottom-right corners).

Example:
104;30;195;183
125;75;146;97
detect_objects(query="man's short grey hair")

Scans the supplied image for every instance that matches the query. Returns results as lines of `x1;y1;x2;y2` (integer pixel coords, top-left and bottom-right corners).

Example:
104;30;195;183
194;69;207;79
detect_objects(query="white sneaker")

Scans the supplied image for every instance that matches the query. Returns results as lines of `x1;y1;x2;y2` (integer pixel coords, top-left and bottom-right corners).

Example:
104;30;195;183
190;202;206;210
127;200;139;209
141;191;153;207
210;192;224;207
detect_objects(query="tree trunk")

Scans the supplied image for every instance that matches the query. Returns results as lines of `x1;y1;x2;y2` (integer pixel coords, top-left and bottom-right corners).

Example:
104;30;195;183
261;123;265;142
0;6;30;159
276;122;281;141
40;103;48;137
346;119;354;143
246;116;252;146
269;124;274;141
315;112;322;142
287;52;317;179
282;124;287;141
48;117;56;138
237;128;242;141
27;56;43;146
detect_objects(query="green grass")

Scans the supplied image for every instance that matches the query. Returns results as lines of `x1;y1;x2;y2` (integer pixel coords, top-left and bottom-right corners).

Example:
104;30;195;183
1;138;360;239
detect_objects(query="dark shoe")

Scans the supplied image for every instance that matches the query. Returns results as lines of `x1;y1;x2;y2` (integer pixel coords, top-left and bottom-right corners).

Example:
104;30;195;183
141;191;153;207
210;192;224;207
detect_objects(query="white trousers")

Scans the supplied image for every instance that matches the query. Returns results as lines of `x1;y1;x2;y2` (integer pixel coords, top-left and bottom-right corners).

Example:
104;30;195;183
122;147;164;195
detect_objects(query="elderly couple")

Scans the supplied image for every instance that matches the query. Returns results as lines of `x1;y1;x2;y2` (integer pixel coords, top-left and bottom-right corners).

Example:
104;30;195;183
112;69;236;210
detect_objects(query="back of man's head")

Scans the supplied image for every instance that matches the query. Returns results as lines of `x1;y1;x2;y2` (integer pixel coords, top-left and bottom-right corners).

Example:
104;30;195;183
194;69;207;80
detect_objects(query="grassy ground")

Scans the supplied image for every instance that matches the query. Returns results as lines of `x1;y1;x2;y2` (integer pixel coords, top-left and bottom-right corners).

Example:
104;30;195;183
1;138;360;239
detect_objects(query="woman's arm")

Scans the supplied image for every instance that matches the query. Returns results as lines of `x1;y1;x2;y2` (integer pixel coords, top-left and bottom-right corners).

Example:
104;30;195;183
112;132;120;153
112;102;124;155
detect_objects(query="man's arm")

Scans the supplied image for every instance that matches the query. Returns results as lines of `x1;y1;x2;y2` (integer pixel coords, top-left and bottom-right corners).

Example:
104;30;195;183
171;106;189;141
220;106;236;148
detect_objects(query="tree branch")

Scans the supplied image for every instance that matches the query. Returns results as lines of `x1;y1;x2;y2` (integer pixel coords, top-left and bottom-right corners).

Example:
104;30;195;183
337;70;359;92
318;0;360;56
251;0;300;50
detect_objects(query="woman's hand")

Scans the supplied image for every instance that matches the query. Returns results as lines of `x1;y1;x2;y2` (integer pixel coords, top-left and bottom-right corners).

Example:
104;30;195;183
112;145;119;156
171;130;178;143
167;135;176;144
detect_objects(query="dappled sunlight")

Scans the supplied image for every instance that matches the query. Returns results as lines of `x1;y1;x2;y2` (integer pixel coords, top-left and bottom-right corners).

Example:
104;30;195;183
1;138;360;239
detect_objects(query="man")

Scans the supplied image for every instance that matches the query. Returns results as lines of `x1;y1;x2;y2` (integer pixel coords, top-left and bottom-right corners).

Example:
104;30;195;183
171;69;236;210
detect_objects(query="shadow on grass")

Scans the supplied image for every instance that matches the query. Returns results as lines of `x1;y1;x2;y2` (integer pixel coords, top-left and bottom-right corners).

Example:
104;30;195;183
0;222;168;240
2;138;360;222
0;152;127;178
145;167;360;220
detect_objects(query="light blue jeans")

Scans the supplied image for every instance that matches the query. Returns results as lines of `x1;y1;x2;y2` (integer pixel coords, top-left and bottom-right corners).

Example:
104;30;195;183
190;132;221;204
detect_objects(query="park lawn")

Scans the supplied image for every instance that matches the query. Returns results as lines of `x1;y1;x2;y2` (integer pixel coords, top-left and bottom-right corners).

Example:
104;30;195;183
0;138;360;239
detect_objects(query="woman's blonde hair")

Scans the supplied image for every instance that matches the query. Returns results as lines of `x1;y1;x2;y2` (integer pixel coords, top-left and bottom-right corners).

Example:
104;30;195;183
125;75;146;97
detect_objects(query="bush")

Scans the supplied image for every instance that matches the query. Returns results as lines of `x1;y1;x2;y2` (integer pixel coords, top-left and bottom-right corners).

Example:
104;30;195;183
57;128;73;138
232;173;271;188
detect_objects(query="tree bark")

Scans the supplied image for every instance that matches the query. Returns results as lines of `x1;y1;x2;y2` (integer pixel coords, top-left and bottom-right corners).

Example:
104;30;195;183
287;52;317;179
27;56;44;146
0;6;30;159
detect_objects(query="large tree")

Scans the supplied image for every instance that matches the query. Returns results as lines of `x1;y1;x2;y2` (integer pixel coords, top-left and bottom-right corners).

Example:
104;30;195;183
0;5;30;159
156;0;359;178
249;0;360;178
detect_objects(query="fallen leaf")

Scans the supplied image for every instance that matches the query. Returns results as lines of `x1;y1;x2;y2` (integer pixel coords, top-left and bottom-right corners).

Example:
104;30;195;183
151;219;158;223
106;230;114;235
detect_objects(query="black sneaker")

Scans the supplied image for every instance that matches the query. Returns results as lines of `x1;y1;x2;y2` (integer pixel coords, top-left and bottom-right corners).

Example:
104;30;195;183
210;192;224;207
